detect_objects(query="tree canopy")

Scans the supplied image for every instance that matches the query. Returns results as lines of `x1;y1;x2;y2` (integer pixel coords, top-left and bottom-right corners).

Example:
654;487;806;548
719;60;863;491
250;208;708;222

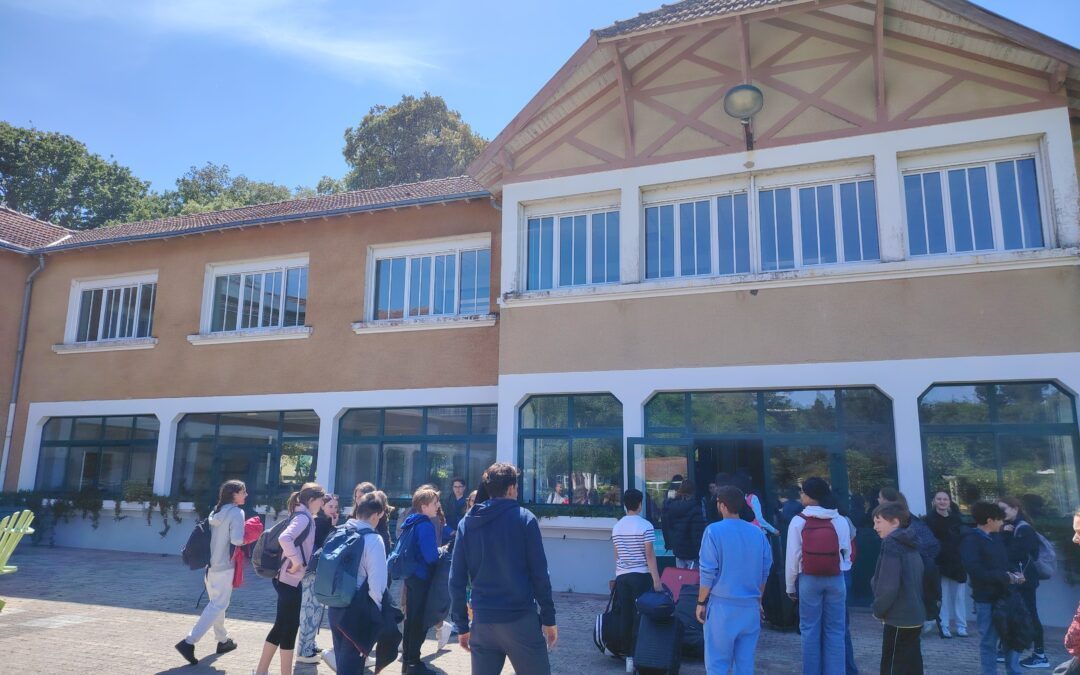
343;93;487;190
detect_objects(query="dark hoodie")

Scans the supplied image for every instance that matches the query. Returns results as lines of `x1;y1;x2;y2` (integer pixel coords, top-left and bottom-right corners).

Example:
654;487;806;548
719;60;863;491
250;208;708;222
399;512;439;581
872;526;926;628
662;497;706;560
449;498;556;630
925;507;968;583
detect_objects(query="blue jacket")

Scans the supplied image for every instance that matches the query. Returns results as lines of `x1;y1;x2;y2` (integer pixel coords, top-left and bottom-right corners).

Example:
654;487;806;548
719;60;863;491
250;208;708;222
399;513;439;581
449;498;556;630
960;528;1011;603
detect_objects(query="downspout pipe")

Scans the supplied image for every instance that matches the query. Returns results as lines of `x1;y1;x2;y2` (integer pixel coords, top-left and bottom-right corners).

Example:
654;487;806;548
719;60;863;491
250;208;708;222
0;253;45;490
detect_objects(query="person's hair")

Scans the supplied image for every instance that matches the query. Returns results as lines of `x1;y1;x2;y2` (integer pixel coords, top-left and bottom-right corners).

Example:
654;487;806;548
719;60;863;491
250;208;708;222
676;480;696;499
872;502;911;526
971;500;1006;525
354;491;387;520
215;480;246;512
287;482;326;514
623;489;644;511
998;495;1028;520
466;490;478;510
714;472;733;487
879;486;909;508
412;486;440;511
474;482;490;504
783;486;800;501
482;463;519;499
715;485;745;516
353;481;376;507
451;476;466;488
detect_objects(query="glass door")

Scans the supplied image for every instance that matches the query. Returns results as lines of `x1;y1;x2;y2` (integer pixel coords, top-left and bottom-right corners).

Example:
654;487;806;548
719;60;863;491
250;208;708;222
212;445;273;505
627;438;691;557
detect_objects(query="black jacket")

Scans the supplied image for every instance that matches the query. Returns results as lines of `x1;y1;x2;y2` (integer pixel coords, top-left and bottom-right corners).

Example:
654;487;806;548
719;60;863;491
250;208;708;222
960;528;1012;603
1002;517;1041;589
662;497;706;560
906;516;941;569
872;527;926;627
925;508;968;583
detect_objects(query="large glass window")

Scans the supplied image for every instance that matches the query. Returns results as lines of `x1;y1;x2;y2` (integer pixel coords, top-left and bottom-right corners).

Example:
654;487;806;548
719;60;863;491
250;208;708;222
920;382;1079;522
519;394;623;507
211;266;307;332
36;415;159;496
375;248;490;320
76;282;157;343
527;210;619;290
904;156;1045;256
336;405;497;505
172;410;318;505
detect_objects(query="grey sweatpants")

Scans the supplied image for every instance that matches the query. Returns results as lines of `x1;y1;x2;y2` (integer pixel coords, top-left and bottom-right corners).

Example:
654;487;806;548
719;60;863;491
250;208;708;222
469;612;551;675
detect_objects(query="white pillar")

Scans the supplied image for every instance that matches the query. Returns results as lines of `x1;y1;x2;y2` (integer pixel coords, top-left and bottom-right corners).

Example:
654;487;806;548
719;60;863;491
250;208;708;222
496;376;522;466
882;380;928;515
153;408;184;495
619;181;641;283
314;405;342;492
875;149;906;263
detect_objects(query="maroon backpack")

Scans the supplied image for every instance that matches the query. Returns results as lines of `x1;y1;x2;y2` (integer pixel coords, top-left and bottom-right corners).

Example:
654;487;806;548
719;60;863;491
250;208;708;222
798;514;840;576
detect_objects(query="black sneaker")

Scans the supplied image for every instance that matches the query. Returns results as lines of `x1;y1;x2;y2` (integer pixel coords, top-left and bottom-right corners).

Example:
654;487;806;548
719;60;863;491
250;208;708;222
215;638;237;655
406;664;437;675
1020;653;1050;669
174;640;198;665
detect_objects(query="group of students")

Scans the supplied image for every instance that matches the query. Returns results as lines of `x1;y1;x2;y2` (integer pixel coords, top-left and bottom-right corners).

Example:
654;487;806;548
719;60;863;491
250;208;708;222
173;463;560;675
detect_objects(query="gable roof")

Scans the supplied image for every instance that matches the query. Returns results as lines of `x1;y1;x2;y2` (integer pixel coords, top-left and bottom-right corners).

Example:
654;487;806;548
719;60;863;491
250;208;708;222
596;0;792;38
0;206;71;252
36;176;488;253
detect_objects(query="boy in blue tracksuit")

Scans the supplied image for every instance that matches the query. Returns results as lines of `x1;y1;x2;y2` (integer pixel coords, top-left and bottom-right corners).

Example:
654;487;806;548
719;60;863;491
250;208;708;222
399;487;441;675
696;485;773;674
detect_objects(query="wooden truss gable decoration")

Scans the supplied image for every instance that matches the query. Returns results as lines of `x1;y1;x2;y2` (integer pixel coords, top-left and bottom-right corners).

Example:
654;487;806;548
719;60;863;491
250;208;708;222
470;0;1077;192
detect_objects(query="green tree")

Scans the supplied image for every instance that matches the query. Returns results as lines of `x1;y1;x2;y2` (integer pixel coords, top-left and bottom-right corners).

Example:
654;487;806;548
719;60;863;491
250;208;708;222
342;93;487;189
0;122;150;229
167;162;293;215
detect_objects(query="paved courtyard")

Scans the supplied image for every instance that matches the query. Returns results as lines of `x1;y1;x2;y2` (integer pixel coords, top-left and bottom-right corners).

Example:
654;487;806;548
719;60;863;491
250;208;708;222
0;545;1071;674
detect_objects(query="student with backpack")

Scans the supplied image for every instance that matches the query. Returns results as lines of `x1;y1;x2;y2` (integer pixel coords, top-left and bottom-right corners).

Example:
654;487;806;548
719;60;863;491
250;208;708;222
695;485;772;674
871;501;926;674
394;486;441;674
999;496;1049;669
323;489;390;674
611;488;663;672
785;477;851;675
175;480;248;665
295;493;339;665
255;482;326;675
450;463;558;675
961;501;1026;675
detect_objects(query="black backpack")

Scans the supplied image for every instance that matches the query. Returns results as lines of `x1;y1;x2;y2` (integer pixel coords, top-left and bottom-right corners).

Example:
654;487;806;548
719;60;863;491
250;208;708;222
181;516;213;570
252;512;312;579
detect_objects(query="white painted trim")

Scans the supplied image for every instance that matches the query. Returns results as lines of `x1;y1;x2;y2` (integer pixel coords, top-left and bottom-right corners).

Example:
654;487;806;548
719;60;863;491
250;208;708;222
52;338;158;354
18;385;500;494
521;192;620;219
499;247;1078;308
352;315;497;334
63;271;159;344
199;253;309;333
537;515;618;540
187;326;312;345
896;136;1041;171
369;233;491;259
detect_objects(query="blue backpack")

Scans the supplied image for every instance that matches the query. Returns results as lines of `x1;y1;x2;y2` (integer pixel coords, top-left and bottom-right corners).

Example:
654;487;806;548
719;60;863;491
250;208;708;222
387;525;418;581
313;522;368;608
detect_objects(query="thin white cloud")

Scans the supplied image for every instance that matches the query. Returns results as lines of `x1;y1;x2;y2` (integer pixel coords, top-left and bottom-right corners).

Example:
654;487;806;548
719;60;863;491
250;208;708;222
1;0;440;82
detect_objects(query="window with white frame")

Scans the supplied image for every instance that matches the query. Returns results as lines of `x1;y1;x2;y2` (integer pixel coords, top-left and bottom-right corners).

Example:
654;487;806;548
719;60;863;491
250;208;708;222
526;210;619;290
372;238;491;321
68;274;157;343
758;178;879;271
209;260;308;332
903;155;1045;256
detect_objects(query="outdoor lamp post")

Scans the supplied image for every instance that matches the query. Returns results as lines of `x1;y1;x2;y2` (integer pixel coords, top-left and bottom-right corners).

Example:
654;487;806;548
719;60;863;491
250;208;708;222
723;83;765;151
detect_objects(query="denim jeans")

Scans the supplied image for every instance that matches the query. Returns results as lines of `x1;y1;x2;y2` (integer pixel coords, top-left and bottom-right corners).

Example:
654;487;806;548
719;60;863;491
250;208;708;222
975;601;1019;675
296;572;326;658
799;574;847;675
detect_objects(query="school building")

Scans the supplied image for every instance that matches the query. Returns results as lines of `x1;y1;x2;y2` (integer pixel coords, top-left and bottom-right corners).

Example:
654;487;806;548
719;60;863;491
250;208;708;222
1;0;1079;621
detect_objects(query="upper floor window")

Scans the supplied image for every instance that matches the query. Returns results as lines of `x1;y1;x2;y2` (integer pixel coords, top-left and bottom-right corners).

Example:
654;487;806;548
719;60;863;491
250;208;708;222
903;156;1045;256
65;273;158;344
527;210;619;290
209;258;308;332
371;236;491;321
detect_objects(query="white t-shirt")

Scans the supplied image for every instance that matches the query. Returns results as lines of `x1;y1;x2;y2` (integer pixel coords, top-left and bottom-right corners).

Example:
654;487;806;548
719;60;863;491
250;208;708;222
612;514;654;576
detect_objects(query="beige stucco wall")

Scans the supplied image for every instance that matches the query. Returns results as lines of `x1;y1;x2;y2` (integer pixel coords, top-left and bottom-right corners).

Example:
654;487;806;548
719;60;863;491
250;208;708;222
498;265;1080;375
4;201;500;490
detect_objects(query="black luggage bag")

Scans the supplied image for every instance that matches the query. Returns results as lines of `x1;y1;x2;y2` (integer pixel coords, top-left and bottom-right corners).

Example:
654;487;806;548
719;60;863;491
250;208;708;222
672;584;704;658
634;614;682;675
762;536;797;630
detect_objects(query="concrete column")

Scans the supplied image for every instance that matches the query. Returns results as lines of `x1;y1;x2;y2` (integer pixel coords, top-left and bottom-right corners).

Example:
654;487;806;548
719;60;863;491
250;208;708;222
314;405;342;492
619;181;641;283
880;380;929;515
874;149;906;263
152;408;184;495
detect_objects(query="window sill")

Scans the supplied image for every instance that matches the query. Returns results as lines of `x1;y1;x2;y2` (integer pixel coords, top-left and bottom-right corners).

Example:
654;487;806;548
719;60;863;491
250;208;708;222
187;326;312;345
501;247;1080;308
351;314;497;334
52;338;158;354
536;515;620;540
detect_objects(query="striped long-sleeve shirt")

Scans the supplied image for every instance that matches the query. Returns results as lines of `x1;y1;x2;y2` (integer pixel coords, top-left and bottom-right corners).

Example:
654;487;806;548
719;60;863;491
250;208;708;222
612;514;654;576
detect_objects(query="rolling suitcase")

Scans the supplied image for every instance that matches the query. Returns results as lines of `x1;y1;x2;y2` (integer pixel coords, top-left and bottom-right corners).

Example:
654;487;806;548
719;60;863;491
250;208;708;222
659;567;699;603
672;584;704;658
634;614;682;675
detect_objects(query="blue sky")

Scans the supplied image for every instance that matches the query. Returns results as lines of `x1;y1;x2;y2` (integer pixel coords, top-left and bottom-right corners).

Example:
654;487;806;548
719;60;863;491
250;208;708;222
1;0;1076;192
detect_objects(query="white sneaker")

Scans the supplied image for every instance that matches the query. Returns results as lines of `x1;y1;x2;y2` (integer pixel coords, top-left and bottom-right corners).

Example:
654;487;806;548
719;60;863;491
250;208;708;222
626;656;634;673
438;621;454;650
321;648;337;672
365;654;376;668
295;652;322;664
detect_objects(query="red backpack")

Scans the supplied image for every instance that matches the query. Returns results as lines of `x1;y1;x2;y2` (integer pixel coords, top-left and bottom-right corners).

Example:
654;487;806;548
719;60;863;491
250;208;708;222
798;514;840;576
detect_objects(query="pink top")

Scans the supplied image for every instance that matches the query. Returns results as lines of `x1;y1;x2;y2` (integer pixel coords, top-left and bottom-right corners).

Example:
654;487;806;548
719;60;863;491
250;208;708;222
277;505;315;587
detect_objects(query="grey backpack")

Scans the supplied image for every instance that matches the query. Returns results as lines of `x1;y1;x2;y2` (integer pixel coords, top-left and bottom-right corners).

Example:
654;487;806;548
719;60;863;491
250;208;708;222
1020;522;1056;581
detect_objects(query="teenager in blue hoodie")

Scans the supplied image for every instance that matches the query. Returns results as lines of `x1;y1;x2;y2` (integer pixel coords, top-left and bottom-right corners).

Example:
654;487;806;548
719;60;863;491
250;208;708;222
449;463;557;675
399;487;441;674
